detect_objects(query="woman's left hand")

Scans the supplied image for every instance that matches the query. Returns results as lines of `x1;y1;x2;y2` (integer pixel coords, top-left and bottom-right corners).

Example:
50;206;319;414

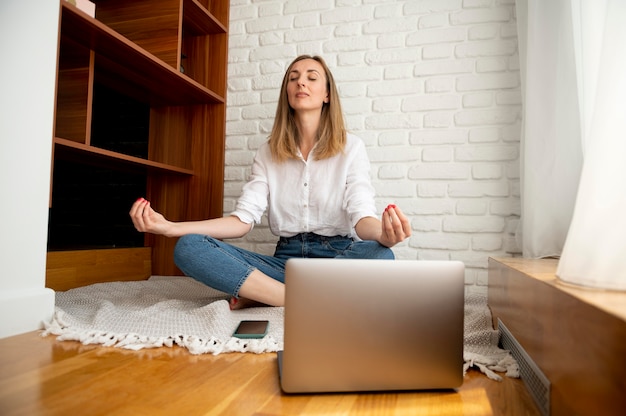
379;204;412;248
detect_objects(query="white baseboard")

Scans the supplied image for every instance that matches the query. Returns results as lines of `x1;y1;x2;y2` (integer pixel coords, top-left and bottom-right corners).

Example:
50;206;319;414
0;288;55;339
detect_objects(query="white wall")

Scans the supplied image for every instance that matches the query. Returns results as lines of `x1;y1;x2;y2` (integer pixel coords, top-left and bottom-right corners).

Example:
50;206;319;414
225;0;522;293
0;0;58;338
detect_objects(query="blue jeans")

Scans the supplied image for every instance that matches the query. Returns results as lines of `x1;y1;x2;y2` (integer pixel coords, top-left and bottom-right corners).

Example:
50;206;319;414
173;232;394;297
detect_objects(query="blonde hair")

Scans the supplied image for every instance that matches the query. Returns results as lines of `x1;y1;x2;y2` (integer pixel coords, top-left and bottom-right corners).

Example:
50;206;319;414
268;55;347;162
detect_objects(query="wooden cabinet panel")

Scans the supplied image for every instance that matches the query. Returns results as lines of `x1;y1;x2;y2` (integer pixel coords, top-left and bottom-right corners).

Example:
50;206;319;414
46;248;152;291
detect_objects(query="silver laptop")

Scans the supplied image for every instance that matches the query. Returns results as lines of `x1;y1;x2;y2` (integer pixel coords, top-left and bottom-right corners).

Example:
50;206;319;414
278;258;465;393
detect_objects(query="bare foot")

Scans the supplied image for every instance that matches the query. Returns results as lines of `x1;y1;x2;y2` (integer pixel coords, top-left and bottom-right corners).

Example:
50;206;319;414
229;296;269;310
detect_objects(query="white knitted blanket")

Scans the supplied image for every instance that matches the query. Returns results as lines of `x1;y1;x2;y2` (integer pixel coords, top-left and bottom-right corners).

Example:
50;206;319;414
43;276;283;355
463;292;520;381
42;276;518;380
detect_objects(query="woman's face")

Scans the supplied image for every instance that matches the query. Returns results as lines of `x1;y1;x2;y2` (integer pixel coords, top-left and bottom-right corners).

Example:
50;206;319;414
286;58;329;113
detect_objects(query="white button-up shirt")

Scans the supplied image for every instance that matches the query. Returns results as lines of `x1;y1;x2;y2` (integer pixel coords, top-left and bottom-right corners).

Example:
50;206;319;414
232;133;377;238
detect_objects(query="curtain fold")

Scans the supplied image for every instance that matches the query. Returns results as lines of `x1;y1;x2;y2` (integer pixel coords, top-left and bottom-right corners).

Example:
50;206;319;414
516;0;583;259
557;0;626;290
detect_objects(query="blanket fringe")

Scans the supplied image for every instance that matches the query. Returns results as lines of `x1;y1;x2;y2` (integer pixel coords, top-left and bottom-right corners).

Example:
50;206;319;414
463;351;520;381
42;310;281;355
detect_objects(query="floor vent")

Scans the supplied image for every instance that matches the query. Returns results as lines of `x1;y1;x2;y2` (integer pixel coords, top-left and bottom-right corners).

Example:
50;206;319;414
498;319;551;416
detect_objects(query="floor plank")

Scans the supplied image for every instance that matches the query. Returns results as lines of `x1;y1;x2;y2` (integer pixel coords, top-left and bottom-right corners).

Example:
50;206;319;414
0;331;539;416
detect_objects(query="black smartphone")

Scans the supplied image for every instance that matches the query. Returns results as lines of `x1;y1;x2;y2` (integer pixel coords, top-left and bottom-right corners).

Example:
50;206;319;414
232;320;269;339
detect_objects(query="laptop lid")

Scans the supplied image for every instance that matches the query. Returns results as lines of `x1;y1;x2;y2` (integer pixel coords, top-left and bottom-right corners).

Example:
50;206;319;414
278;258;465;393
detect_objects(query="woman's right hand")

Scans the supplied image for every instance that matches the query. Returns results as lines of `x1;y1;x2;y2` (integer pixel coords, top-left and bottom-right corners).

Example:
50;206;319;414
129;198;173;236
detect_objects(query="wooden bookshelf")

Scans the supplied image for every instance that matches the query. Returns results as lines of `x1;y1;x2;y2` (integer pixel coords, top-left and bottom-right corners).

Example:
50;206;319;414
47;0;229;284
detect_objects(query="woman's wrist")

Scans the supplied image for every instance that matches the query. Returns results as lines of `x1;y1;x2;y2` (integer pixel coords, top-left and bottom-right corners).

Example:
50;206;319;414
162;221;180;238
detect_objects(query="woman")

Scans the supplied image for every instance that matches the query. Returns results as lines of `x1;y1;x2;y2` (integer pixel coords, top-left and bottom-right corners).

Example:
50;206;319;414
129;55;411;309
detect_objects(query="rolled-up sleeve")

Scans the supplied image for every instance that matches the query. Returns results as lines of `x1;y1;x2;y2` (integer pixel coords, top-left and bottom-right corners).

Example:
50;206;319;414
231;146;270;225
343;137;378;229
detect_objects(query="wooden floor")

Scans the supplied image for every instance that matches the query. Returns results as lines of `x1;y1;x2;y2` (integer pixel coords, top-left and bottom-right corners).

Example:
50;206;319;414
0;331;538;416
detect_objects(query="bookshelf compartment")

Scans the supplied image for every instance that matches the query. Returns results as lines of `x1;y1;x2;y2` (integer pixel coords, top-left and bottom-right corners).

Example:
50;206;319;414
182;0;228;94
95;0;181;70
48;158;146;251
90;81;150;159
55;36;93;144
192;0;229;28
149;106;194;170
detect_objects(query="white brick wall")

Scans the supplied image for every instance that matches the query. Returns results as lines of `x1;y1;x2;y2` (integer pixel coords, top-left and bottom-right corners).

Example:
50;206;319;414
225;0;522;294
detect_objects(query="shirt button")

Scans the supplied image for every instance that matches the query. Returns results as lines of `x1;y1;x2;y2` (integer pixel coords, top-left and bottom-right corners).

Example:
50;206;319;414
304;183;308;186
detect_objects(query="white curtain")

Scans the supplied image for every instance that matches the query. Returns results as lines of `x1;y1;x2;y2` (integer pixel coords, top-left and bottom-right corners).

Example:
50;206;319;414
557;0;626;290
517;0;626;290
516;0;584;259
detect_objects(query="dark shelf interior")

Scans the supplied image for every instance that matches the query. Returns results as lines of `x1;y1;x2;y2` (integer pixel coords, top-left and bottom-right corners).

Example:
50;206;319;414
91;81;150;159
48;158;146;251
